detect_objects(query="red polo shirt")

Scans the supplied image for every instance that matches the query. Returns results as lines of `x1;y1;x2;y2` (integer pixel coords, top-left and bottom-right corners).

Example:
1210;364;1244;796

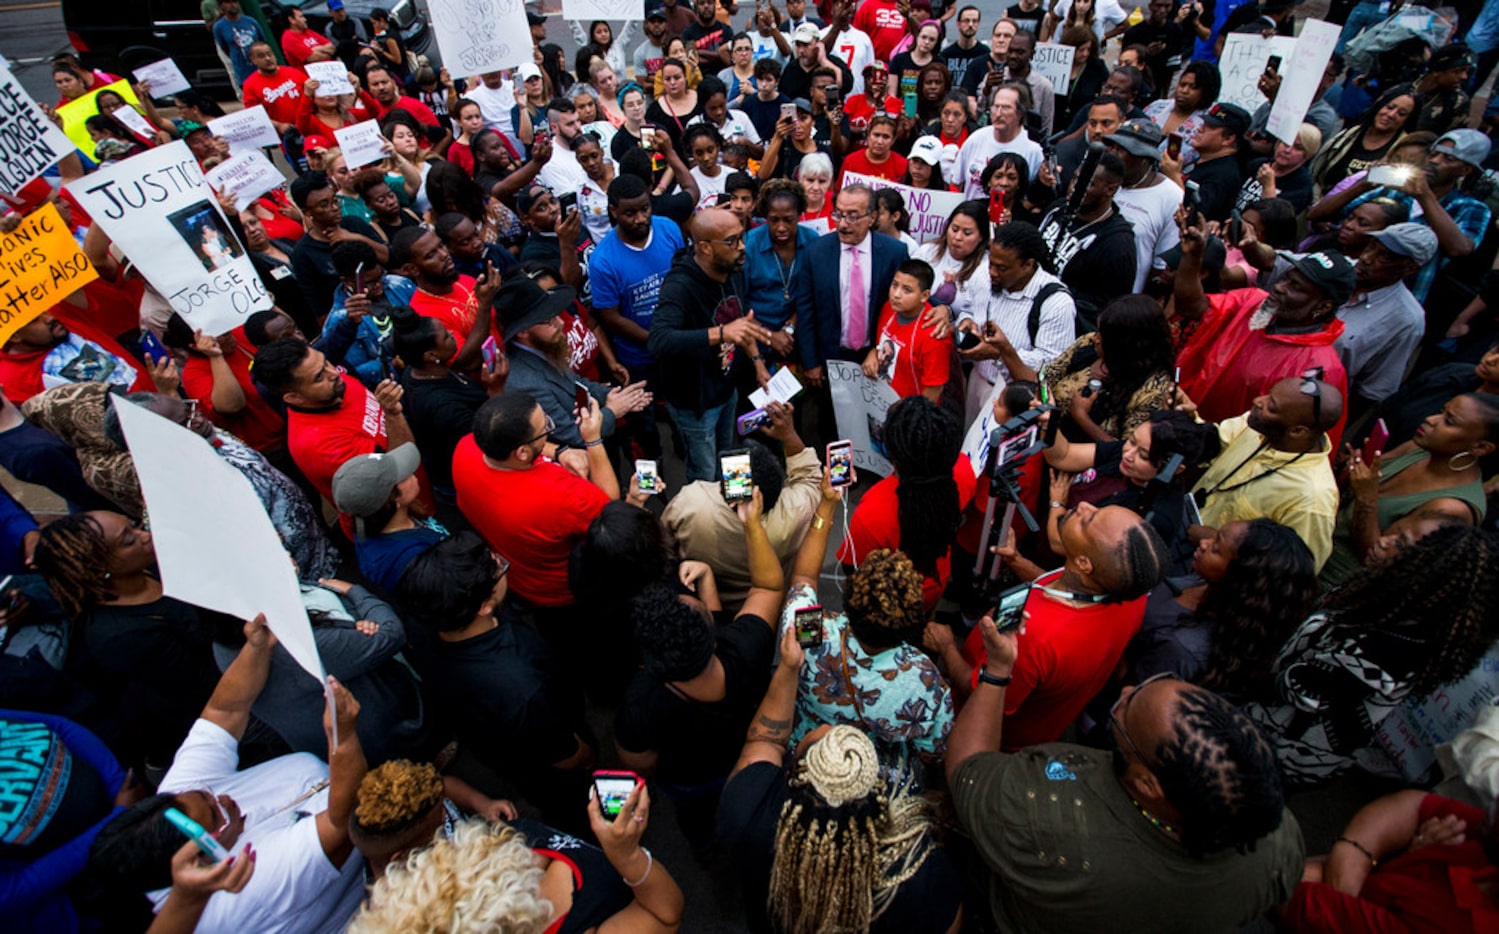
281;28;334;68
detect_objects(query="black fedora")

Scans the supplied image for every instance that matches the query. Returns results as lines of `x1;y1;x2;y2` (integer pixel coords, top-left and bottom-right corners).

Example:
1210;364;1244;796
496;276;578;343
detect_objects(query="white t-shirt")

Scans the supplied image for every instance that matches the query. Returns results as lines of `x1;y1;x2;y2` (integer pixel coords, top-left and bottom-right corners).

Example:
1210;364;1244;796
691;164;730;211
750;31;786;64
579;175;613;245
955;129;1045;199
1049;0;1130;43
465;80;521;149
151;720;366;934
1114;175;1184;292
823;25;875;96
537;144;590;197
915;240;993;325
686;109;763;145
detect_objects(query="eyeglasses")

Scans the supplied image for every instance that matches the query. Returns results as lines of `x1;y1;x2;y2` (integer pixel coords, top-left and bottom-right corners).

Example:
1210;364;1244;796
701;234;744;247
525;413;555;445
1299;368;1323;426
830;210;868;222
1109;672;1178;767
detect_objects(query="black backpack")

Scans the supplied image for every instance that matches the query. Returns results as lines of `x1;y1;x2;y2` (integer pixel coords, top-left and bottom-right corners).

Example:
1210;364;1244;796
1025;281;1070;347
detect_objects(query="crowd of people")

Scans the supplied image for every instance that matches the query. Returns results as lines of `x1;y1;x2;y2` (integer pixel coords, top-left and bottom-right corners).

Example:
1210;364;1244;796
4;0;1499;931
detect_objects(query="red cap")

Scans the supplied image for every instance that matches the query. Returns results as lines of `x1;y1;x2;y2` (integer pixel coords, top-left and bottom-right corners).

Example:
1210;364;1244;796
304;134;335;152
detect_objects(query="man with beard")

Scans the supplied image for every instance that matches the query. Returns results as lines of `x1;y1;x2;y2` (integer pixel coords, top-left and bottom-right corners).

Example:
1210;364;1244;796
1335;223;1433;414
634;1;671;83
390;227;500;368
364;64;442;131
536;98;591;195
1174;219;1355;449
649;208;771;480
683;0;736;67
500;276;652;451
942;6;990;92
1036;150;1136;329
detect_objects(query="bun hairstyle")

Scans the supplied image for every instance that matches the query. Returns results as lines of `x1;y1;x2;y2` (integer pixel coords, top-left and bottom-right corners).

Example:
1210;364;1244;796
389;305;440;365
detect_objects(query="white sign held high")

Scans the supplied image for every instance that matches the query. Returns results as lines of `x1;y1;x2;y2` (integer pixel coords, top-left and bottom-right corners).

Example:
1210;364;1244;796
305;61;356;97
0;59;75;194
562;0;641;20
842;170;964;243
430;0;534;75
207;106;281;152
132;58;193;97
1217;33;1298;112
1266;19;1340;142
334;119;388;169
205;149;287;211
1031;43;1076;96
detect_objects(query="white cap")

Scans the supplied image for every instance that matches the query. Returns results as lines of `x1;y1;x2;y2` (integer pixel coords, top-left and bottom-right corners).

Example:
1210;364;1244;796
517;63;543;82
793;22;821;44
908;135;943;165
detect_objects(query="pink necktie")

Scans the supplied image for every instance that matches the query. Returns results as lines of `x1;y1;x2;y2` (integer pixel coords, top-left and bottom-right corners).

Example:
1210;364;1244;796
847;244;867;350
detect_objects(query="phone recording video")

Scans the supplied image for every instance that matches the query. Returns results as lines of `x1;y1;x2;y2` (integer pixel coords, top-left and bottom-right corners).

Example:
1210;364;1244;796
992;582;1030;633
737;407;772;436
574;382;591;413
827;439;856;487
1166;132;1183;160
636;459;660;494
989;188;1006;224
794;605;823;647
720;449;753;503
558;191;578;214
1265;55;1282;75
593;771;639;822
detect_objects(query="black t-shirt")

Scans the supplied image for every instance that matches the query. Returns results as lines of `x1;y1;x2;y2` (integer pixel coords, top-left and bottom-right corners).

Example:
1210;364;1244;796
774;139;834;181
646;98;704;155
614;612;775;785
1120;21;1185;95
291;217;384;317
812;112;851;155
511;817;633;934
781;54;853;104
1234;158;1314;214
683;19;734;57
941;42;990;93
717;761;965;934
1184;153;1245;223
1005;4;1046;34
959;56;1005;97
400;369;488;491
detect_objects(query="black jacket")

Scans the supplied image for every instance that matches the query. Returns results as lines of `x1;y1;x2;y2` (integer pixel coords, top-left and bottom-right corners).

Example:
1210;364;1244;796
1037;202;1138;330
648;250;750;412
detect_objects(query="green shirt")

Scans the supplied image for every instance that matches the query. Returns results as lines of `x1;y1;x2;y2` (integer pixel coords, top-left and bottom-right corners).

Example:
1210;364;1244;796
951;744;1304;933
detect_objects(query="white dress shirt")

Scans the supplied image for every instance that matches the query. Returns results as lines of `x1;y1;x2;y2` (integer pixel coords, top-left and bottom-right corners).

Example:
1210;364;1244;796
971;267;1076;383
838;234;873;350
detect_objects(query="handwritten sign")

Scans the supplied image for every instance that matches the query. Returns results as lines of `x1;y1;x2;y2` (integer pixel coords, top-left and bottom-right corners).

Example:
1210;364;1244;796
563;0;640;20
1031;43;1076;96
1375;649;1499;781
0;202;97;345
1217;33;1298;112
842;170;964;243
305;61;356;97
0;59;77;193
66;141;273;336
207;105;281;152
827;359;900;476
1266;19;1339;143
56;80;145;155
205;149;286;210
429;0;533;75
109;103;155;139
132;58;192;98
333;119;387;169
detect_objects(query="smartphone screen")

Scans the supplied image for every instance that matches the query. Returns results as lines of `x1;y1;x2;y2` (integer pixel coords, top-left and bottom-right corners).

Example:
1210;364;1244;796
574;382;591;413
794;605;823;647
481;335;498;370
1167;132;1183;160
593;773;637;822
737;407;771;436
1363;418;1390;463
636;459;659;494
992;582;1030;632
827;440;856;487
720;450;753;502
781;102;796;121
1266;55;1282;74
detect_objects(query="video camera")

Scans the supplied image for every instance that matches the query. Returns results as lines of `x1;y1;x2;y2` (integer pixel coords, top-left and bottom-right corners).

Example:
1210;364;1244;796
973;404;1057;583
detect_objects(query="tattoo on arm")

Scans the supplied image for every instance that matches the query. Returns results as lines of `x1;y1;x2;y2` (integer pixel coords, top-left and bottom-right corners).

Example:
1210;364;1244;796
746;713;792;745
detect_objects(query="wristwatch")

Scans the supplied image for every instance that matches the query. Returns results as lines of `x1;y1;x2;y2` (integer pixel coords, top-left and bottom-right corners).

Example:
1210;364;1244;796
782;324;796;338
978;670;1012;688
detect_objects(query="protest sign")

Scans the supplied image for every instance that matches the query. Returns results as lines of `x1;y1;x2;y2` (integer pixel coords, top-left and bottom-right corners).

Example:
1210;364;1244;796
1217;33;1297;112
207;105;281;152
429;0;534;74
0;202;97;345
66;141;273;335
109;103;155;139
1266;19;1339;143
111;399;327;690
843;170;964;243
132;58;192;97
0;59;77;194
334;119;387;169
56;80;145;154
1031;43;1076;96
304;60;356;97
1375;648;1499;781
827;360;901;476
563;0;640;19
205;149;286;211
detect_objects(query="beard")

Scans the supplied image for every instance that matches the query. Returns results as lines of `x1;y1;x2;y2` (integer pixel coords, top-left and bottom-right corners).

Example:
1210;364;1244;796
540;328;571;368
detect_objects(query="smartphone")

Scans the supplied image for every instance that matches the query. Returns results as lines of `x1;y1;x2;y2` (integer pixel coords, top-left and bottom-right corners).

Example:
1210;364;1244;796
719;448;753;503
1265;55;1282;75
1363;418;1390;463
574;382;591;413
1183;180;1201;222
593;770;640;822
827;439;856;487
903;91;918;118
989;187;1006;224
640;126;656;146
558;191;578;213
1368;163;1414;188
991;582;1030;633
955;328;981;351
794;604;824;647
825;87;841;108
164;807;230;863
1167;132;1183;160
781;102;797;121
1183;491;1203;526
481;335;498;370
1228;209;1243;247
353;259;366;295
636;458;660;494
139;330;171;366
737;406;772;436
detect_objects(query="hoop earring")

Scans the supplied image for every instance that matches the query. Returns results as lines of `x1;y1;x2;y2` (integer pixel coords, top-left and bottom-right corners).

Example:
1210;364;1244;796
1449;450;1479;471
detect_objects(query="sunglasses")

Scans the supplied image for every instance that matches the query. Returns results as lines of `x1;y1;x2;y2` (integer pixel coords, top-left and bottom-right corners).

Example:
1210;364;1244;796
1300;367;1324;426
1109;672;1178;767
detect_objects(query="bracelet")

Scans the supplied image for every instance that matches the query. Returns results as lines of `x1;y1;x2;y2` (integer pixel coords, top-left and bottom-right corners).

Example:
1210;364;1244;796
1334;837;1377;867
584;438;604;448
812;514;830;530
718;325;725;344
1050;501;1065;510
623;847;654;886
978;669;1012;688
752;354;764;361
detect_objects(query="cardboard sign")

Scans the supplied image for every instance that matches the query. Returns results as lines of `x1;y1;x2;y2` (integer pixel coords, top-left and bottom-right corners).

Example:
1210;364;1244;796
0;202;97;345
1265;19;1340;143
0;60;77;193
842;170;965;243
66;141;273;335
56;80;145;155
1031;43;1077;96
333;119;387;169
207;105;281;152
429;0;534;75
132;58;192;97
205;149;287;211
827;359;900;476
1217;33;1298;112
304;61;356;97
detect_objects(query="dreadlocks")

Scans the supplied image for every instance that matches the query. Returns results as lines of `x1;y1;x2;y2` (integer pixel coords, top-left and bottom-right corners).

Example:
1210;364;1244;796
882;396;961;575
32;512;114;617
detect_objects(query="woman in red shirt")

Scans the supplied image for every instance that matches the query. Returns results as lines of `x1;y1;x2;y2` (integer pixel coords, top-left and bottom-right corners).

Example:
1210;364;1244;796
297;74;379;138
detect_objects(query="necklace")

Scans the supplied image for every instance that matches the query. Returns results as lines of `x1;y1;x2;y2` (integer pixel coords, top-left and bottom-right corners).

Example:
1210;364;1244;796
1131;797;1177;836
773;248;797;300
1124;168;1158;190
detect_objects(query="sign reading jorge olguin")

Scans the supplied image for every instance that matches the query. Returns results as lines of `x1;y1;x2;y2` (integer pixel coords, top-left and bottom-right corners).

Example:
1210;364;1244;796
0;60;75;194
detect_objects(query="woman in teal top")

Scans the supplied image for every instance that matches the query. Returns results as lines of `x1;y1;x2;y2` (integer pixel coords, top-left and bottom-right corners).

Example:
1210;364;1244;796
1321;392;1497;588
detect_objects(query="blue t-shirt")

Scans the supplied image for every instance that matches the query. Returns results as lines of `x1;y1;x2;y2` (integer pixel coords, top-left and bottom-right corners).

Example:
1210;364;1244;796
214;16;266;86
355;520;448;596
589;217;685;367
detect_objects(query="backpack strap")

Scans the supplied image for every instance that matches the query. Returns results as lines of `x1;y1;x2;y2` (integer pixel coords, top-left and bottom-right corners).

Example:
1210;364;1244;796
1027;282;1069;346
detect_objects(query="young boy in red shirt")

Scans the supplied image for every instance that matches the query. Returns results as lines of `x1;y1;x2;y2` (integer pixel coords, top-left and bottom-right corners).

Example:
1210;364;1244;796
863;259;949;402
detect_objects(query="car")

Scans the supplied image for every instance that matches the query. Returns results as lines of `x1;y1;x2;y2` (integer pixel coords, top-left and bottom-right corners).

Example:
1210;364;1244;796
60;0;435;99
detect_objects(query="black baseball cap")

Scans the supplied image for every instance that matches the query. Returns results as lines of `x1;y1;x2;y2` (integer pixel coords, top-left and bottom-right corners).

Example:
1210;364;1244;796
527;10;546;26
1276;250;1358;306
1201;102;1251;138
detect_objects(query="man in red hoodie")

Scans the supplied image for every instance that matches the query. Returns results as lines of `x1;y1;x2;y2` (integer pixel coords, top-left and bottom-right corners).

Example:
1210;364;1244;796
1173;221;1355;450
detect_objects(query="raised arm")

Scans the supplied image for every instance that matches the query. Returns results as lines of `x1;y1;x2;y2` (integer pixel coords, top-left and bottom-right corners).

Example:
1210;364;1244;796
789;467;842;588
315;676;366;869
201;614;275;741
730;624;805;777
944;615;1020;784
737;486;786;623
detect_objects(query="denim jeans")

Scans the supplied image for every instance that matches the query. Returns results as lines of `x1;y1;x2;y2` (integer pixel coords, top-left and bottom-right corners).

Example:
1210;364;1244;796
665;391;738;482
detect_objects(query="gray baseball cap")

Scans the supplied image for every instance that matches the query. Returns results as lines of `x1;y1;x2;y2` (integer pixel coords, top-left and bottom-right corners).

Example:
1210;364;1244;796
1369;222;1438;265
1102;118;1164;159
332;444;421;519
1433;129;1492;168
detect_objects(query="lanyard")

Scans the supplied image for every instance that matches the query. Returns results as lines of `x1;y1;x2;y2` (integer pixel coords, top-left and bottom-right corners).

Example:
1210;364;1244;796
1194;441;1306;503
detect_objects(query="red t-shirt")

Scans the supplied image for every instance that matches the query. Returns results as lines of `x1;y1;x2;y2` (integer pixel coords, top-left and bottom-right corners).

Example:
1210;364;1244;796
843;94;905;136
852;0;911;62
562;303;603;382
285;373;387;501
373;95;441;128
410;276;481;354
181;341;286;453
960;569;1148;750
873;301;949;399
837;455;978;612
451;435;611;607
297;91;379;138
251;192;305;242
281;28;334;68
242;67;308;127
840;148;909;185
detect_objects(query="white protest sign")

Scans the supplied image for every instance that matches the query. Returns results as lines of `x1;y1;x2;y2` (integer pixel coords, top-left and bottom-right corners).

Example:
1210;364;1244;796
1031;43;1076;96
843;170;964;243
1217;33;1298;112
110;104;155;139
205;149;286;211
827;359;901;476
1265;19;1339;143
111;398;327;687
207;105;281;152
563;0;640;20
334;119;387;168
305;60;356;97
429;0;534;75
1375;649;1499;781
66;141;273;335
132;58;192;97
0;59;75;194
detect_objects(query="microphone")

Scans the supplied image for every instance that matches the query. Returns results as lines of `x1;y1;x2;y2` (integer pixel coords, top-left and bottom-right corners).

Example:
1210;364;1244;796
1066;141;1106;216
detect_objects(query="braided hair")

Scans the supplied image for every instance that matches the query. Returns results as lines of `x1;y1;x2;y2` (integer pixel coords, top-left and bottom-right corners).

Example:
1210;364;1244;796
33;513;115;618
844;549;927;651
882;396;961;575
